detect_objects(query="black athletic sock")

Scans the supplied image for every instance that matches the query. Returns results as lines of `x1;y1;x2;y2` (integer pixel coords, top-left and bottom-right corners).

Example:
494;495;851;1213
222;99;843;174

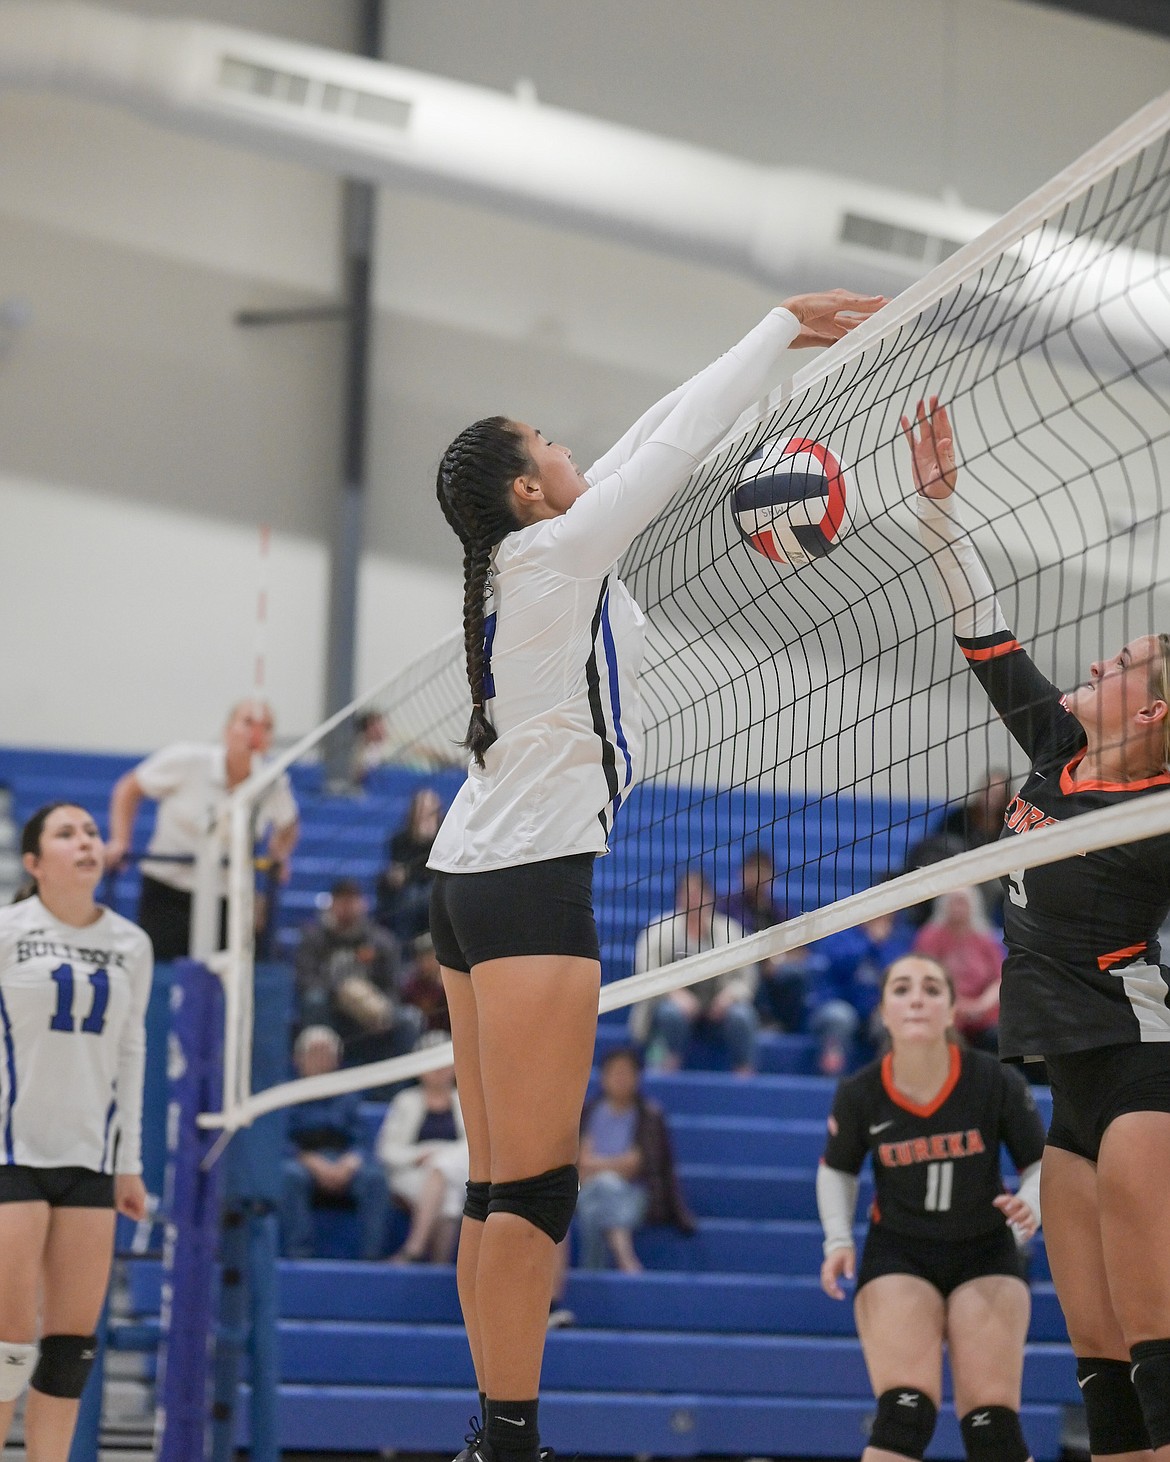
485;1398;540;1462
478;1391;487;1424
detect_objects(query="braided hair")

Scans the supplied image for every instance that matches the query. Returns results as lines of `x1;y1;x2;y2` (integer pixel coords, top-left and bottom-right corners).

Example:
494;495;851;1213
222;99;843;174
436;416;531;766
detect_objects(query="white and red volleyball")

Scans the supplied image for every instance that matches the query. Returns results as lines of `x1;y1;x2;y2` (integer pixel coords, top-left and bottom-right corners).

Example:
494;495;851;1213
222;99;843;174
731;435;849;566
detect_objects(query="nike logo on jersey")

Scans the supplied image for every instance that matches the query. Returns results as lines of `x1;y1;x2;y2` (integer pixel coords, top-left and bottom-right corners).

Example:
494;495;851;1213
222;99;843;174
1077;1373;1097;1389
869;1121;894;1135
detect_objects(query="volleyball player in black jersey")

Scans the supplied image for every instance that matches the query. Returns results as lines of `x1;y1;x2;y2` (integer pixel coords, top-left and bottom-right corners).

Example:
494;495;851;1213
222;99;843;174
819;955;1045;1462
903;397;1170;1462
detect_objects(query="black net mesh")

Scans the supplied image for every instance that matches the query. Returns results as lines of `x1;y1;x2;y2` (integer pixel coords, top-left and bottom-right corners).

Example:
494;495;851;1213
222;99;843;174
360;115;1170;992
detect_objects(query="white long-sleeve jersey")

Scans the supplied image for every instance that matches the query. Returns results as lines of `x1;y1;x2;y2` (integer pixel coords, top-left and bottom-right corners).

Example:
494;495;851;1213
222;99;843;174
430;306;801;872
0;896;153;1174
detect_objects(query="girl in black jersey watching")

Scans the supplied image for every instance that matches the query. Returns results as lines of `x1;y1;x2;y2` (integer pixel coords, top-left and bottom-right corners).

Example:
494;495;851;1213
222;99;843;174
904;397;1170;1462
427;287;886;1462
819;955;1045;1462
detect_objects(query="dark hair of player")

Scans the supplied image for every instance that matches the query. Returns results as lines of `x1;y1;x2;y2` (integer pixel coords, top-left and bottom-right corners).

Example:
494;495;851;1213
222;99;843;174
435;416;532;768
15;801;93;902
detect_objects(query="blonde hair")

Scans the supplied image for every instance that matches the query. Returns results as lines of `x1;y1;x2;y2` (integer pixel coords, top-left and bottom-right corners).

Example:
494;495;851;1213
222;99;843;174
1150;633;1170;769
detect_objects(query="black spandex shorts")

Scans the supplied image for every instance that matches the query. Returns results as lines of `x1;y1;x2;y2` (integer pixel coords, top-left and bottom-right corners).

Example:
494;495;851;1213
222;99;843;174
1045;1042;1170;1163
429;853;599;974
857;1222;1025;1298
0;1165;115;1208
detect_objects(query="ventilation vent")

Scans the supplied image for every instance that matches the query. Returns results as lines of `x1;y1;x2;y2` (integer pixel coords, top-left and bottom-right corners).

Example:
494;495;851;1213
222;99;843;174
218;55;412;131
840;211;964;266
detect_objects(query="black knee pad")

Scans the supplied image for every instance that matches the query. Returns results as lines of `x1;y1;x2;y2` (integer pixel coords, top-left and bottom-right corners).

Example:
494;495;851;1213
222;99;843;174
463;1179;490;1224
30;1334;98;1399
1077;1356;1150;1454
959;1405;1029;1462
868;1387;937;1459
1131;1338;1170;1449
488;1164;578;1243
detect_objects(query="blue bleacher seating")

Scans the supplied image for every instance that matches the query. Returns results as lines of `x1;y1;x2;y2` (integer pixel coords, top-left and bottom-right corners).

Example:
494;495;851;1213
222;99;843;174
2;744;1068;1458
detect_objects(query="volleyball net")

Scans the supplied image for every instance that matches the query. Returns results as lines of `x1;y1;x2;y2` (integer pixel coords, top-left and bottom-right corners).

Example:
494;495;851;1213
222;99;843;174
206;87;1170;1130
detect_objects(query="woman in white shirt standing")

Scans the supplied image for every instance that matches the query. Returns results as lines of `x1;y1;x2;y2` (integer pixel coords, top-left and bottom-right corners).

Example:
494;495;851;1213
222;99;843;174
0;803;151;1461
427;287;886;1462
106;698;299;959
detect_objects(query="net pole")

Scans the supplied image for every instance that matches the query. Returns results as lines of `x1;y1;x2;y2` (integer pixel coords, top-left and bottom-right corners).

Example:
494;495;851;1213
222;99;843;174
225;798;255;1116
155;961;224;1462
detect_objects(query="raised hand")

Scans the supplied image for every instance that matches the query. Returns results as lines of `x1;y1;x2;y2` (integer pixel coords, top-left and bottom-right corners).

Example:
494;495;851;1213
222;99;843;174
782;289;887;349
900;395;958;499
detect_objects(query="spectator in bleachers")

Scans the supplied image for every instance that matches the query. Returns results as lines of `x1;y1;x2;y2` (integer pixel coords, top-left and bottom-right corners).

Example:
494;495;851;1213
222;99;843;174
813;911;914;1074
350;710;391;788
295;878;423;1061
401;933;451;1033
719;849;810;1030
280;1026;390;1262
105;698;300;959
903;766;1011;927
376;1032;468;1264
374;787;443;941
912;887;1004;1053
630;868;760;1074
753;942;828;1036
576;1047;693;1271
720;847;787;933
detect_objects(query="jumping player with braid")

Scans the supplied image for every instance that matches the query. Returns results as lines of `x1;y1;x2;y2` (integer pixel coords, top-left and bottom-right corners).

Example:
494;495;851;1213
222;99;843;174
427;287;886;1462
904;397;1170;1462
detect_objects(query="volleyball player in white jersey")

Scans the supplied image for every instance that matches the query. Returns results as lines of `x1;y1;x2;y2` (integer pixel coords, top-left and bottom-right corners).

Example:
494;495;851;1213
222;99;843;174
427;287;887;1462
0;803;151;1461
904;399;1170;1462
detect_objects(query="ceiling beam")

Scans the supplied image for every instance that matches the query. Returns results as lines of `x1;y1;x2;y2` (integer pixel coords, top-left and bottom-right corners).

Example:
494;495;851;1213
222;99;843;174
1021;0;1170;39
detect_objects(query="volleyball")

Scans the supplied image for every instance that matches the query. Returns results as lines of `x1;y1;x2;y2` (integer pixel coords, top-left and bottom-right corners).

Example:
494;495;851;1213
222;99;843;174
731;435;849;565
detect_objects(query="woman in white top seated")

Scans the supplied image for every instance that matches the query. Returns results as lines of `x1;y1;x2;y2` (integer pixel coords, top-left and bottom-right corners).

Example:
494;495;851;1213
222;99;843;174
377;1033;468;1264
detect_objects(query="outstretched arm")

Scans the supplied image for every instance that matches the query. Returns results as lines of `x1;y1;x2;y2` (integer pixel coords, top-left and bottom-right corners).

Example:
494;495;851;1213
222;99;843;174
903;397;1077;762
532;291;886;580
586;291;885;486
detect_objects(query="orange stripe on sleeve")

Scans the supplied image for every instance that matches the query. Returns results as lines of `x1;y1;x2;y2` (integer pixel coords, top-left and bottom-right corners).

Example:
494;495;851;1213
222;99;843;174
960;639;1023;662
1097;942;1148;971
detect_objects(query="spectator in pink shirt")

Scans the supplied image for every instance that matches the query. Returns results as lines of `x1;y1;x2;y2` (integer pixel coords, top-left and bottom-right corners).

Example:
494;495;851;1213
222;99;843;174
912;887;1005;1052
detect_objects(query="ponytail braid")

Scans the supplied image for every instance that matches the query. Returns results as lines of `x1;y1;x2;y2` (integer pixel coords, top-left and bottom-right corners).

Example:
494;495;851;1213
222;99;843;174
435;417;533;767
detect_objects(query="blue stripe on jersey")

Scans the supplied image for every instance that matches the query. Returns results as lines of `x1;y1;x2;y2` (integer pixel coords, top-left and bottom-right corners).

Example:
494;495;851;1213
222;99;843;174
600;591;633;807
0;988;15;1164
100;1097;117;1174
482;611;498;703
586;579;621;836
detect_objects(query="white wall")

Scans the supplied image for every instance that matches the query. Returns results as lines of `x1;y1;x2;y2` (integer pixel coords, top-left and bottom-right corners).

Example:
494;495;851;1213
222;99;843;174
0;0;1167;754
